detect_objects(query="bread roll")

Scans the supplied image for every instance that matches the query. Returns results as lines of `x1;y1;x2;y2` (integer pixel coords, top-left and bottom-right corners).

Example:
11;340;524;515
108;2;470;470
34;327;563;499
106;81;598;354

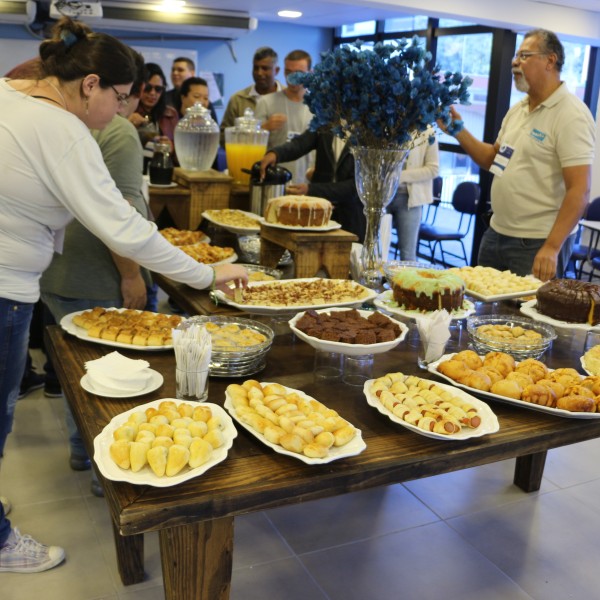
204;428;225;449
521;383;556;407
166;444;190;476
188;438;213;468
556;395;595;413
490;379;522;399
454;350;483;370
110;440;131;469
130;441;151;472
147;446;168;476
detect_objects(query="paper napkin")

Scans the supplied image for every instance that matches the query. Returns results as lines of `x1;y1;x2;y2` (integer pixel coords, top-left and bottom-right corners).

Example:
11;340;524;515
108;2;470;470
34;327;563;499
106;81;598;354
85;351;151;394
415;309;452;364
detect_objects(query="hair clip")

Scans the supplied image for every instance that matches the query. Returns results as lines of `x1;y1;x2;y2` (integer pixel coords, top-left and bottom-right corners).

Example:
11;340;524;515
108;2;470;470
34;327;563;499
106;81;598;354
60;30;78;49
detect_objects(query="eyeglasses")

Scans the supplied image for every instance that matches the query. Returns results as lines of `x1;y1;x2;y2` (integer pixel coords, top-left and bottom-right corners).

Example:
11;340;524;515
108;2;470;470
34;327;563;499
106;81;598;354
110;84;129;106
513;51;547;62
144;83;166;94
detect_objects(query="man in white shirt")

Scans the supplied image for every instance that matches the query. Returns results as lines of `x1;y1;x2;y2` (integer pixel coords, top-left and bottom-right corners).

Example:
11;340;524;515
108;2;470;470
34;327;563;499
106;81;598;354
443;28;595;281
255;50;313;183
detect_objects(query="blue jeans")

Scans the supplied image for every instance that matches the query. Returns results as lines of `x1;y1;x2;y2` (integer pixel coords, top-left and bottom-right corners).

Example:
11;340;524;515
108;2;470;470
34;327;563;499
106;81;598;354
478;227;575;278
0;298;33;544
0;299;33;457
41;293;120;459
387;191;423;262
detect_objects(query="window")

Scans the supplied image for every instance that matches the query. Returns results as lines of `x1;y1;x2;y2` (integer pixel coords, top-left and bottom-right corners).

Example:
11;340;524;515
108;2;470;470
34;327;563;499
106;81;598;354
436;32;493;145
339;20;376;38
383;14;428;32
438;18;476;27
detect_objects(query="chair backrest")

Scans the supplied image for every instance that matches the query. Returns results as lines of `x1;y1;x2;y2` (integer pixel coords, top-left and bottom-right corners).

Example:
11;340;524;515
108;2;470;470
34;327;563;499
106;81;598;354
452;181;480;215
584;196;600;221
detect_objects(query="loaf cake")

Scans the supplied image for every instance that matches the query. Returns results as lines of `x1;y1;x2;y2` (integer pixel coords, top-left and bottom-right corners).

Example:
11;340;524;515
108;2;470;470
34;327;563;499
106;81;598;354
536;279;600;325
392;268;465;312
264;195;332;227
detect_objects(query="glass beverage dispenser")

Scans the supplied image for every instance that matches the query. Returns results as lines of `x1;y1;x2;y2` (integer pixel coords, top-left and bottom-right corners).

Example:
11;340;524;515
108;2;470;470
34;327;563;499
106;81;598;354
224;108;269;185
174;103;220;171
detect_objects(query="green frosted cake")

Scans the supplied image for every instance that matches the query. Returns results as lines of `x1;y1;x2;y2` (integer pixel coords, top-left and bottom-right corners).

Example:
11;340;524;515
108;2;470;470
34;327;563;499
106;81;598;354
392;268;465;312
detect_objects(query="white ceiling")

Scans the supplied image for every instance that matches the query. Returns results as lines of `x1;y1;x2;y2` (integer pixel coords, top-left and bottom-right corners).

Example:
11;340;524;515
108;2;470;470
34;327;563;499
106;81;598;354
150;0;600;30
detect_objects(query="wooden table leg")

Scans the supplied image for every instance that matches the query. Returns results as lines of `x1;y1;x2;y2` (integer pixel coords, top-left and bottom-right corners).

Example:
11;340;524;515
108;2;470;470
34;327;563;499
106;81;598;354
159;517;234;600
513;451;548;492
112;523;145;585
260;237;286;269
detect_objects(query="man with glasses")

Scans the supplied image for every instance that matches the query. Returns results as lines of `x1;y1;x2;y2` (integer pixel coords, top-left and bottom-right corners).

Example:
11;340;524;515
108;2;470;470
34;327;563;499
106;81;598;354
255;50;313;184
442;28;595;281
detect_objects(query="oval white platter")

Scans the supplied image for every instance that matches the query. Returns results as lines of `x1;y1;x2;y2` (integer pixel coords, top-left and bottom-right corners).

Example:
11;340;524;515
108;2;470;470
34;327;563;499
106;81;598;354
212;278;377;316
363;377;499;441
93;400;237;487
428;353;600;419
201;210;264;236
224;383;366;464
288;307;408;356
60;308;176;351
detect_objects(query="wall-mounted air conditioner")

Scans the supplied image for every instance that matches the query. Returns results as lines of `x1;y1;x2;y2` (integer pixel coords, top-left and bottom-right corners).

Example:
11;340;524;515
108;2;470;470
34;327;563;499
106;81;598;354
79;2;258;39
0;0;36;24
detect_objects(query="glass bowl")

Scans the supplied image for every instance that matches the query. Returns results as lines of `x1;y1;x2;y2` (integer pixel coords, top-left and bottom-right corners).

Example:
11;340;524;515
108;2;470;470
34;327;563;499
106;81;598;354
466;315;556;360
238;235;292;266
236;263;283;281
383;260;442;283
184;315;274;377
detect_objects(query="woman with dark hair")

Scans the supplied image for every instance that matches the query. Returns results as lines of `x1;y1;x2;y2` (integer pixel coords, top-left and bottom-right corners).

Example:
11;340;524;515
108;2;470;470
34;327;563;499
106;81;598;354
0;18;247;573
129;62;178;149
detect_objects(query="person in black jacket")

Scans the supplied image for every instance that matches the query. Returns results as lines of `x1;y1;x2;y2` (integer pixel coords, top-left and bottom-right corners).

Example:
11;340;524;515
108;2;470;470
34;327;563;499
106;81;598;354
260;130;366;242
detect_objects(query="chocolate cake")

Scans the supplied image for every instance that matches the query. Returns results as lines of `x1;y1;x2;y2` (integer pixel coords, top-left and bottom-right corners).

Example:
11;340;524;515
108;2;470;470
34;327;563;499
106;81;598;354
392;268;465;312
536;279;600;325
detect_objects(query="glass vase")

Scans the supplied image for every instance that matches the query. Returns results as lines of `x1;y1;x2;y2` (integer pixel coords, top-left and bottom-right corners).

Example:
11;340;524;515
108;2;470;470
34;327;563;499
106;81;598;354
352;145;408;289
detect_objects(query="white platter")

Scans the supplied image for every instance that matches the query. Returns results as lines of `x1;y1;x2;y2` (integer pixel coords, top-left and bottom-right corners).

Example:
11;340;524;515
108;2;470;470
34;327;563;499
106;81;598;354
60;308;176;351
201;210;264;236
149;182;178;189
373;290;475;321
520;299;600;331
288;308;408;356
363;378;499;440
262;220;342;232
212;278;378;316
428;353;600;419
465;285;541;302
93;400;237;487
224;384;366;464
204;252;238;267
80;369;164;398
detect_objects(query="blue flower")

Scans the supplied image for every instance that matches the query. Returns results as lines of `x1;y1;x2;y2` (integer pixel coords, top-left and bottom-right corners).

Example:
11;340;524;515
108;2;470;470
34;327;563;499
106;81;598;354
295;38;472;148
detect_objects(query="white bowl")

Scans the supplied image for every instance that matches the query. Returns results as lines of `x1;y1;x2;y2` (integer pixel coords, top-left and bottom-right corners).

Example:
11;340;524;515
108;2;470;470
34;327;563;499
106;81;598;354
288;307;408;356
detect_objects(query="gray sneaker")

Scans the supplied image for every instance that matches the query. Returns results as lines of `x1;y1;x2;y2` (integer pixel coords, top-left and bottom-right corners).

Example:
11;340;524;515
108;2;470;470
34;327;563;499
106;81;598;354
0;528;65;573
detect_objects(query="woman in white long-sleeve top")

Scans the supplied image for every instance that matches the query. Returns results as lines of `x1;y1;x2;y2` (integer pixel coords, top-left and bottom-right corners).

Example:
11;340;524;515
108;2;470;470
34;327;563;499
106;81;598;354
0;17;247;574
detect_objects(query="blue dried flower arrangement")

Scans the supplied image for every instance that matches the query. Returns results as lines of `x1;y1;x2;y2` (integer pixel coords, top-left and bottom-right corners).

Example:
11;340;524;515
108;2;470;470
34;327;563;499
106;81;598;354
292;38;473;148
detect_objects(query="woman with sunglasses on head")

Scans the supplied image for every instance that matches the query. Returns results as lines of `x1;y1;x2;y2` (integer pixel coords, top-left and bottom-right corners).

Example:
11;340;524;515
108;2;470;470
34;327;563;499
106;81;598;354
129;62;178;151
0;17;247;574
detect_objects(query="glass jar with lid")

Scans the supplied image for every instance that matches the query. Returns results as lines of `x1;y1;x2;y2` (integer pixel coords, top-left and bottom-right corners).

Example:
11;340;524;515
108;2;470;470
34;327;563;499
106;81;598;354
174;103;220;171
224;108;269;184
149;141;174;185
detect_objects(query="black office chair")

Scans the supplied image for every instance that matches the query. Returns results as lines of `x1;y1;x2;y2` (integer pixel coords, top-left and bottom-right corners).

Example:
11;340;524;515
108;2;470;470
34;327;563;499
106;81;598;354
417;181;480;268
568;196;600;279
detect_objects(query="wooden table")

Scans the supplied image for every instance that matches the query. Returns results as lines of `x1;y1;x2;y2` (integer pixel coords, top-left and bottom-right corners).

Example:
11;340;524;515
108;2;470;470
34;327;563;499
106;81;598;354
45;304;600;600
149;168;233;230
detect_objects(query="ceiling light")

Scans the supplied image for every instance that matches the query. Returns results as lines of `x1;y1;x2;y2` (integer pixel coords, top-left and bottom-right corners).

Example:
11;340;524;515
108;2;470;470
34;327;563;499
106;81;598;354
160;0;185;12
278;10;302;18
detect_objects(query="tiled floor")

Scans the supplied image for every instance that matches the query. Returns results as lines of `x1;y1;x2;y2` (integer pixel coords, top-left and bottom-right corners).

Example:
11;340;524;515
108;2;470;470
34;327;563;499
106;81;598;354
3;348;600;600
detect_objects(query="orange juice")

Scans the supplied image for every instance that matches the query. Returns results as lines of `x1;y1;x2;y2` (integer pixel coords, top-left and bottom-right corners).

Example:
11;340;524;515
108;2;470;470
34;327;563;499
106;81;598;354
226;143;268;184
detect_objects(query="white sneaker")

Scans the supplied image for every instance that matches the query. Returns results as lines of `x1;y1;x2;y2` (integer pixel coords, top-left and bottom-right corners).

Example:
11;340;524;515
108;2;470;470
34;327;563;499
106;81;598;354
0;528;65;573
0;496;10;516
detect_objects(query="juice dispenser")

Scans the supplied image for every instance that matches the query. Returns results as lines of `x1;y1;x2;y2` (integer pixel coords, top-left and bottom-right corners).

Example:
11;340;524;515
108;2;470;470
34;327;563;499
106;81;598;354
224;108;269;185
